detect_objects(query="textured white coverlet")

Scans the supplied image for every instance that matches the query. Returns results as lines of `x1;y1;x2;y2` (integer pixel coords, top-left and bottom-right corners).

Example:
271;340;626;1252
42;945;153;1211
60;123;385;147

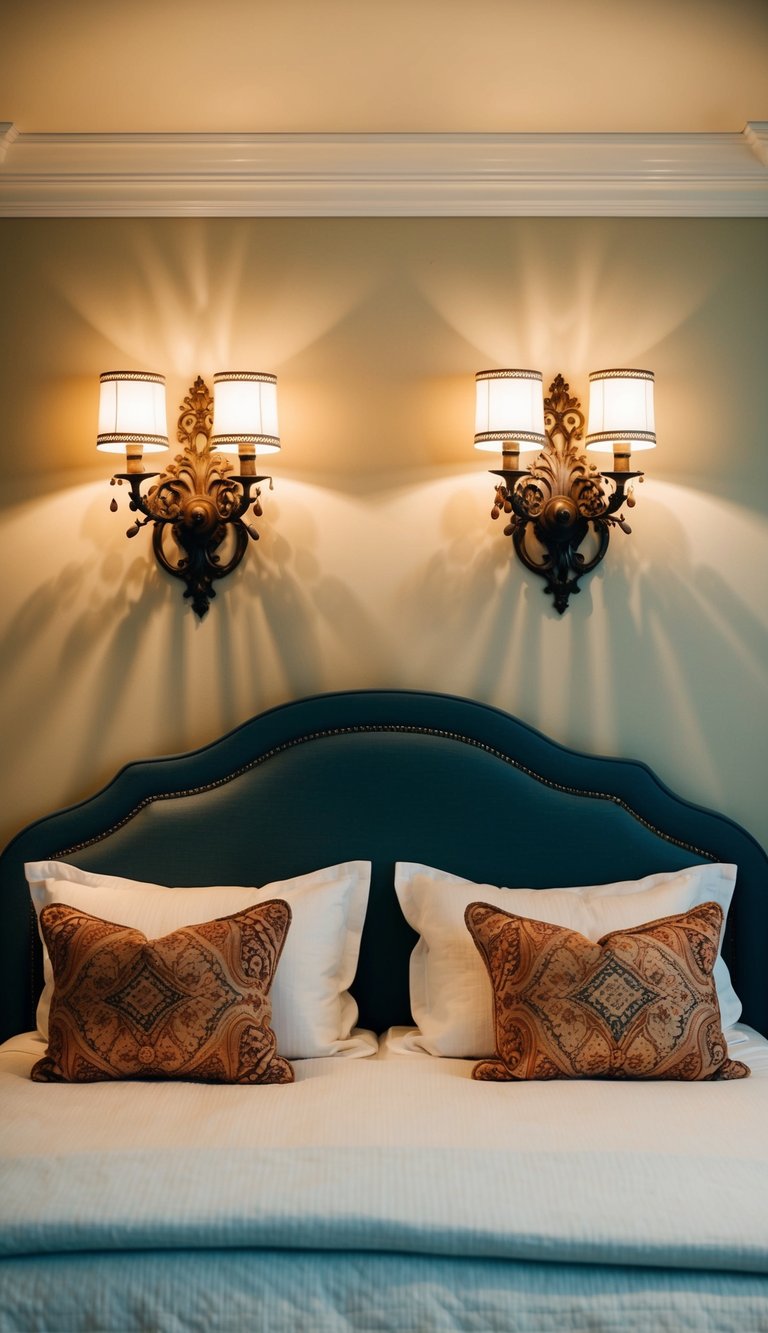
4;1251;768;1333
2;1029;768;1275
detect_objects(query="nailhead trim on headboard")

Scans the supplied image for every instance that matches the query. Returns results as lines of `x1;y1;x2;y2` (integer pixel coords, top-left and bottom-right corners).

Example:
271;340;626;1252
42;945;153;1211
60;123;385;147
49;724;716;863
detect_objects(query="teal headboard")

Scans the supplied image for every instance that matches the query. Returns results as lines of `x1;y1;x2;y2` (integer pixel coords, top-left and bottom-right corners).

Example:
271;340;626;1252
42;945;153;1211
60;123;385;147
1;690;766;1041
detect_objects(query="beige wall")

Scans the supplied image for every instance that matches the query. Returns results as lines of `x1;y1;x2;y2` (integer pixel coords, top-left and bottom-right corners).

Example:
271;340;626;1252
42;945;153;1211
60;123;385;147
2;0;767;134
0;215;766;854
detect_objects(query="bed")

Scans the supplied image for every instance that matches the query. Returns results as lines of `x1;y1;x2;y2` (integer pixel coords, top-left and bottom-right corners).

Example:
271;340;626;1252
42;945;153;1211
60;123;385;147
1;688;767;1332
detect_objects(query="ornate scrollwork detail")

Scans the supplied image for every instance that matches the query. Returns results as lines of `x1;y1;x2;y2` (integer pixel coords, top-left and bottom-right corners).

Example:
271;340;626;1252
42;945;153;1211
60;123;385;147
490;373;642;614
177;375;214;446
109;377;270;618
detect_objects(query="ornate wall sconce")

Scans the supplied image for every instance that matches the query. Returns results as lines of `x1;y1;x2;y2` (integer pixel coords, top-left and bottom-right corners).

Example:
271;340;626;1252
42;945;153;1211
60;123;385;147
475;368;655;613
98;371;280;618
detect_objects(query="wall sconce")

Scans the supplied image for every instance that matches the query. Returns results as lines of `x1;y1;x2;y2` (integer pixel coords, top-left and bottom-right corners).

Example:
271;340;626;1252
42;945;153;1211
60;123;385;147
98;371;280;618
475;368;655;613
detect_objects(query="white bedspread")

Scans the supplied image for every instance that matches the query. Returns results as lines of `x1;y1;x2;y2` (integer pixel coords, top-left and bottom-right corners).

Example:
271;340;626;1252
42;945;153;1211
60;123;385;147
2;1027;768;1276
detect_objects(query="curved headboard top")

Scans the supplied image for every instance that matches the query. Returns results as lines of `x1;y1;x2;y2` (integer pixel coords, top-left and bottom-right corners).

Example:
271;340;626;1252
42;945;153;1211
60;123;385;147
2;689;766;1041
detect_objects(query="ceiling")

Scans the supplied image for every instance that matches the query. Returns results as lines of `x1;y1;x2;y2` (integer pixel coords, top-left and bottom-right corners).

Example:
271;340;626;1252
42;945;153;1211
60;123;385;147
2;0;767;135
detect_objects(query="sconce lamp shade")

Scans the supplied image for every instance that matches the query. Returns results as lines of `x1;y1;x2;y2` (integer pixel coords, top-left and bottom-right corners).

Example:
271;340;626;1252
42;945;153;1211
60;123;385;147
97;371;169;453
474;370;546;453
585;369;656;453
474;370;546;452
211;372;280;454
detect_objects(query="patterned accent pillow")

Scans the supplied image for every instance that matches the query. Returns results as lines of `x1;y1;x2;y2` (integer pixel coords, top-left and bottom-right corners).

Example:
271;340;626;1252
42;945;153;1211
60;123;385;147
31;900;294;1084
465;900;749;1082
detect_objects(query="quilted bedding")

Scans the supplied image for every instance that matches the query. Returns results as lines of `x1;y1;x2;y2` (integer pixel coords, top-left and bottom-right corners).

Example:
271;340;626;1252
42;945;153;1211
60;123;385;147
2;1028;768;1331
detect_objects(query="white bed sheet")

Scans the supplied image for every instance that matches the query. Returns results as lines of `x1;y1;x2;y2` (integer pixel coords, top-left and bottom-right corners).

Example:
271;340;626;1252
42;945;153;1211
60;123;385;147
2;1027;768;1332
2;1024;767;1157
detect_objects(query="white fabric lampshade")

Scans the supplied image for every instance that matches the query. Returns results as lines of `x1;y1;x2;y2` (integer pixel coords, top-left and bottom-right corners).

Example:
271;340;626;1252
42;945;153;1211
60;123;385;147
97;372;169;453
211;372;280;454
586;369;656;452
474;370;546;452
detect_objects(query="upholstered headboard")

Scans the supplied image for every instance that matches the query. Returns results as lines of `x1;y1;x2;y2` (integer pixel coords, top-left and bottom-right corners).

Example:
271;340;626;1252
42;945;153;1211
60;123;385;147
1;689;766;1042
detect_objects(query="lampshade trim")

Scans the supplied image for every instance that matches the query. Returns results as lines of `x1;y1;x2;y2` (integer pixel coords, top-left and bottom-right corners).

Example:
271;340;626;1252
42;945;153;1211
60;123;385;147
475;430;547;446
588;368;654;382
210;433;281;448
585;429;656;445
97;432;168;447
475;369;543;382
212;372;277;385
99;371;166;385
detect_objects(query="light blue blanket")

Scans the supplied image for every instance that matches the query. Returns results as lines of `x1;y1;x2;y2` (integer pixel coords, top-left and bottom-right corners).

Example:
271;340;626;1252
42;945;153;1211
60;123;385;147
3;1144;768;1274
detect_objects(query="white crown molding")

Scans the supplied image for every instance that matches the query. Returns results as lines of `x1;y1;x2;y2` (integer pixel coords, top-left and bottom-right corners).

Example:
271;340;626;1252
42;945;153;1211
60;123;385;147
0;125;766;217
743;121;768;168
0;122;19;164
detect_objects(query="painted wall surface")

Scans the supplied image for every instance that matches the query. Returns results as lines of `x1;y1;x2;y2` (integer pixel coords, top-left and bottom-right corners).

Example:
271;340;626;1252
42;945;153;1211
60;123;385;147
2;0;767;133
0;216;766;854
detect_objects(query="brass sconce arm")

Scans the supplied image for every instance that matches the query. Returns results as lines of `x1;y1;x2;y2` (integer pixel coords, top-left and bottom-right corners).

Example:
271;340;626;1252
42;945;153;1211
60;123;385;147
114;468;269;540
106;376;274;618
490;464;641;615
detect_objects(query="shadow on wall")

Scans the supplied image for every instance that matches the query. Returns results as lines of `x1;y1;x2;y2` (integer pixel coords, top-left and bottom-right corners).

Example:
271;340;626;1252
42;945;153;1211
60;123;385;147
394;475;620;740
0;465;766;849
394;474;768;836
0;477;397;835
232;497;397;700
610;491;768;803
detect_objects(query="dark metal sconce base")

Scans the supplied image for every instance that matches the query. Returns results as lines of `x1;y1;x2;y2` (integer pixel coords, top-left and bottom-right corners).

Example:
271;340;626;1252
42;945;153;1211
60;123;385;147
110;377;270;618
490;374;642;613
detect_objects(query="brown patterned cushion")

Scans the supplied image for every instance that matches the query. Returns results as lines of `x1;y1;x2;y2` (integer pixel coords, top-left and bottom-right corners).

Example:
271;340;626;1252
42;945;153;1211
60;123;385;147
31;900;294;1084
465;900;749;1082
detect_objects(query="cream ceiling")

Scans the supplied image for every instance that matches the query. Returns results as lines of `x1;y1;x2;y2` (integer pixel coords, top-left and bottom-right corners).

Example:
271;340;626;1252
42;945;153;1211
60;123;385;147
2;0;767;134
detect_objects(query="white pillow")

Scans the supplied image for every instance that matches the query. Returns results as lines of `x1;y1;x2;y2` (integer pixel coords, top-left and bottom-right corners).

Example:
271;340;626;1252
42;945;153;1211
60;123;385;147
26;860;375;1060
394;861;741;1057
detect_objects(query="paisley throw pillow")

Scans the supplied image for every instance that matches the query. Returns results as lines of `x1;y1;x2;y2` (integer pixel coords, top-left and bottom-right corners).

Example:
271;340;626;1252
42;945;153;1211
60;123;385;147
465;899;749;1082
31;899;294;1084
